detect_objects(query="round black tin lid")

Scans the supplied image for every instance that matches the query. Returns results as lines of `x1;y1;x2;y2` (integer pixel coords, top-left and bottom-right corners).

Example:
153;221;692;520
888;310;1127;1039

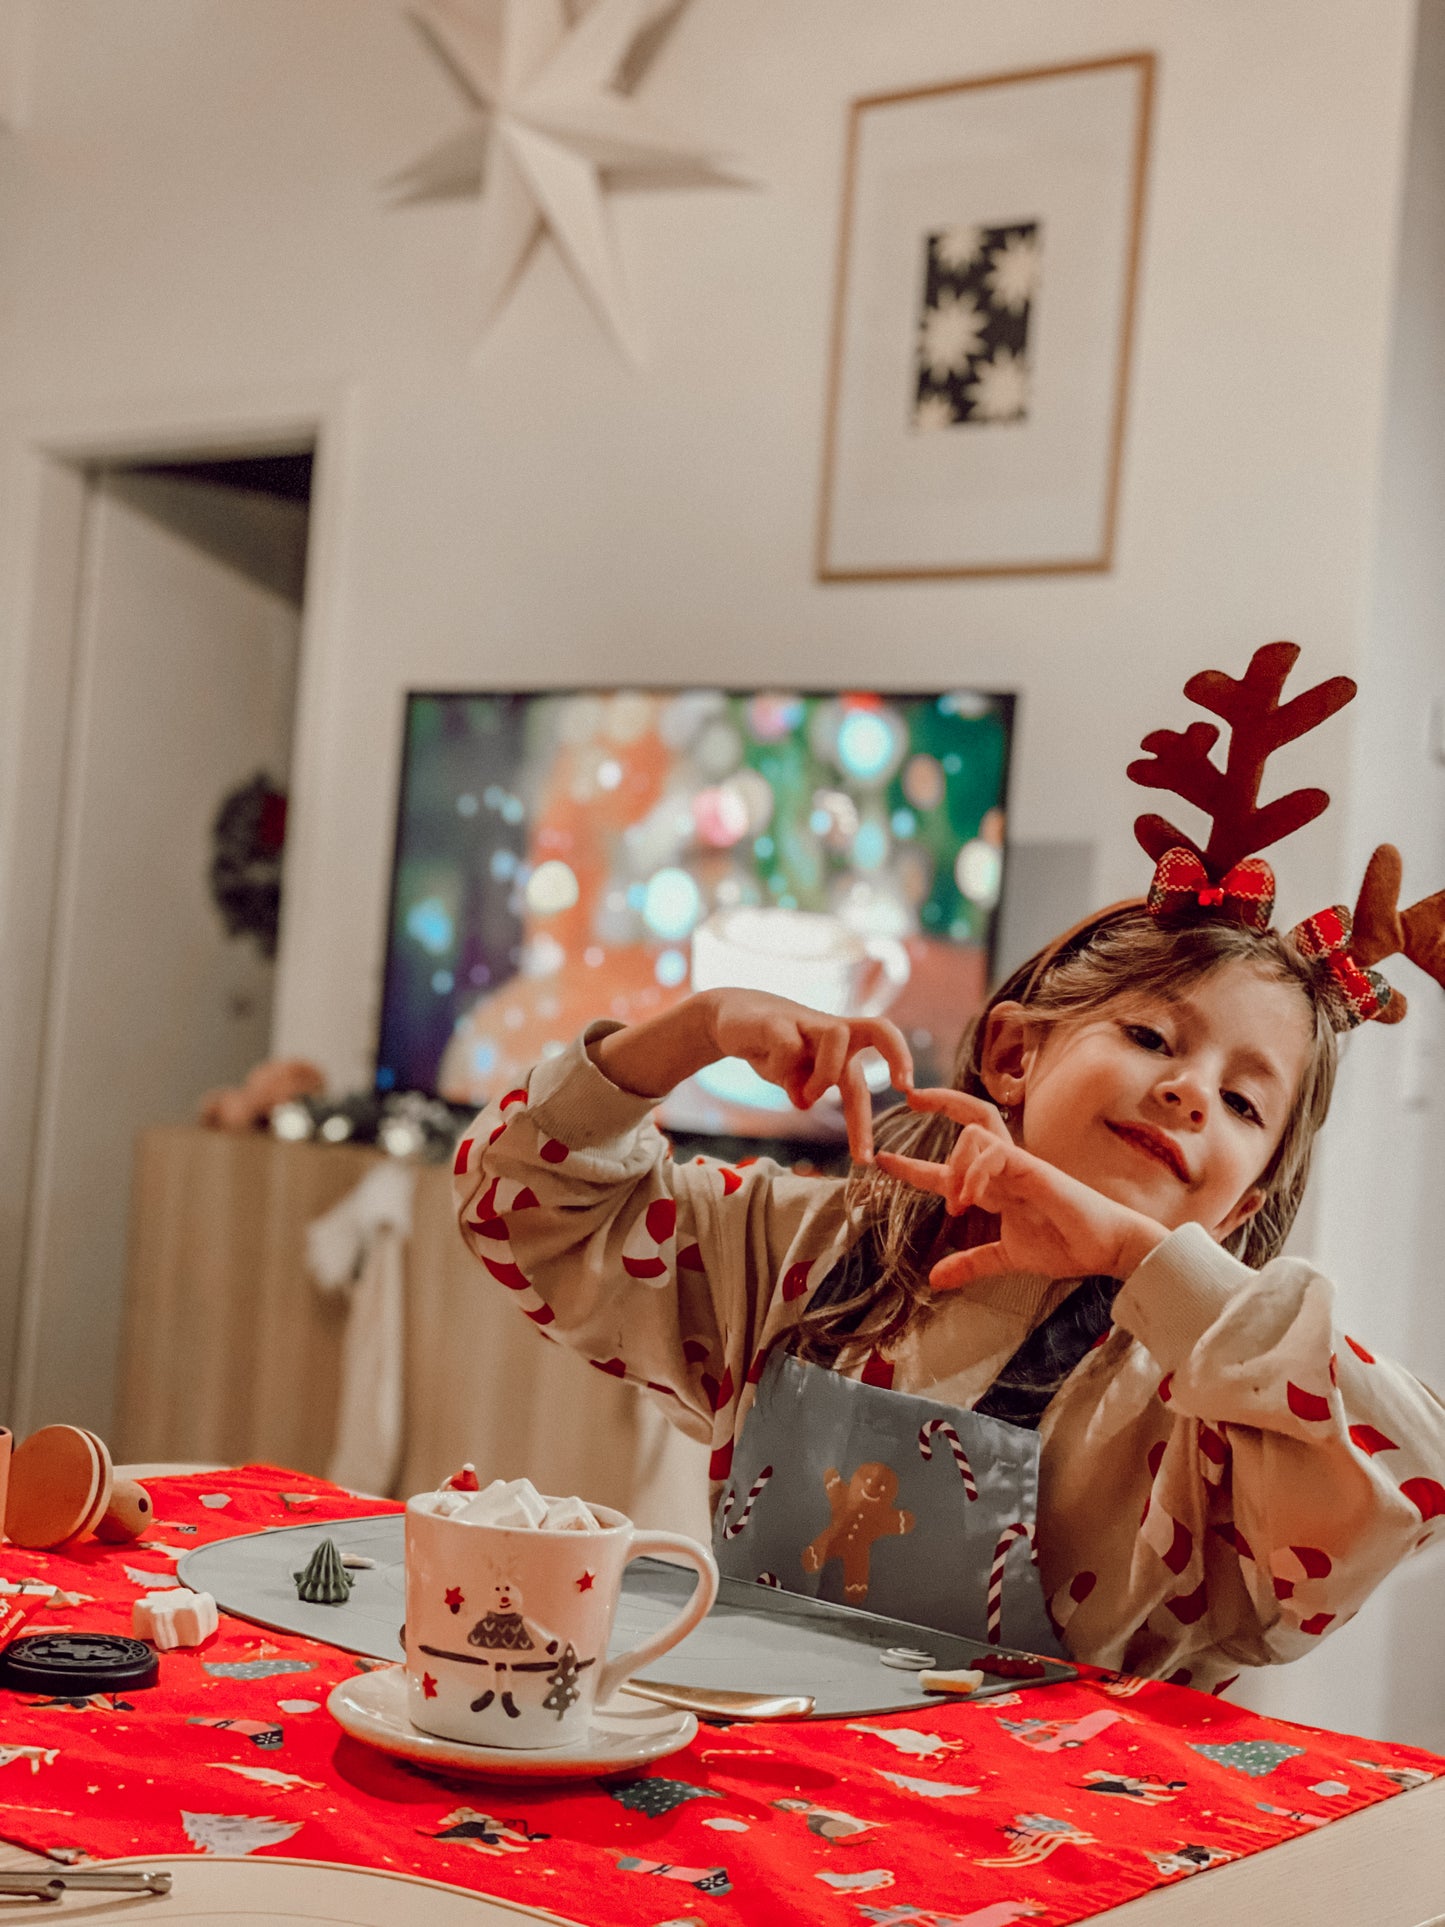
0;1631;160;1695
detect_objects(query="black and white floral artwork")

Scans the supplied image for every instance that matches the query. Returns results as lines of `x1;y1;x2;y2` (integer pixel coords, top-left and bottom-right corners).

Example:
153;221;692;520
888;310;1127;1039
912;220;1042;429
819;51;1151;575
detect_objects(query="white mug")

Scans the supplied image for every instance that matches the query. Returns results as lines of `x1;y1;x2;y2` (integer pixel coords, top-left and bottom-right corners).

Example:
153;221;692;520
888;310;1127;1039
690;906;910;1019
403;1494;718;1748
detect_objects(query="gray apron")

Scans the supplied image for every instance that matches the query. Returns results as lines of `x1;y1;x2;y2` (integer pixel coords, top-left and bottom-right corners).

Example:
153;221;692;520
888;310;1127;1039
712;1271;1120;1659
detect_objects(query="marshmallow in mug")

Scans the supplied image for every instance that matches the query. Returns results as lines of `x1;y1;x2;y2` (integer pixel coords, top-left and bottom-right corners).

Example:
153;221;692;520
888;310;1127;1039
431;1475;601;1533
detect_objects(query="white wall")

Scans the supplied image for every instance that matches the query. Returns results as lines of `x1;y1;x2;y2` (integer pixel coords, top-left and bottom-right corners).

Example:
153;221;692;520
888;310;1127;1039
0;0;1434;1733
1244;0;1445;1749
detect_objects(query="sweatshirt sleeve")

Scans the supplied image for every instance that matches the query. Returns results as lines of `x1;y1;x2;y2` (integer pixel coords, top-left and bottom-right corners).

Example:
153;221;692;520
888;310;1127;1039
1103;1221;1445;1663
452;1025;850;1460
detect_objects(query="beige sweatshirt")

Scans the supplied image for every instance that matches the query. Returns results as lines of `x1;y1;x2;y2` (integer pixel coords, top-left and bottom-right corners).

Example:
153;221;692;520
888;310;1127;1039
455;1026;1445;1691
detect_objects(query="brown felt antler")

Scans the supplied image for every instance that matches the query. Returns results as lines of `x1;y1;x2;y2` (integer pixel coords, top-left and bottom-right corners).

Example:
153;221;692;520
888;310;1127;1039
1128;643;1357;877
1345;844;1445;1024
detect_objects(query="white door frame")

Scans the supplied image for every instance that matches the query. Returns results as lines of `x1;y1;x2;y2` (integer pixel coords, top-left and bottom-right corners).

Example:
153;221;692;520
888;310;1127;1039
0;379;357;1427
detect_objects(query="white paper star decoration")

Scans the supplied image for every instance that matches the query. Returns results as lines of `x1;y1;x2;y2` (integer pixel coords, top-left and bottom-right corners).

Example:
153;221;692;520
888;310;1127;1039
393;0;749;360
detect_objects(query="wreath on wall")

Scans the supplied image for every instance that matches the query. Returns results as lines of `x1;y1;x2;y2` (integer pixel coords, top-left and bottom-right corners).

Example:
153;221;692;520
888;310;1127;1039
209;771;287;959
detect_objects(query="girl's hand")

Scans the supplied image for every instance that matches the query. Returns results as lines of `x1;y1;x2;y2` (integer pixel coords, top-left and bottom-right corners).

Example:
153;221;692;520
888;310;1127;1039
875;1087;1167;1286
589;989;912;1164
708;991;914;1163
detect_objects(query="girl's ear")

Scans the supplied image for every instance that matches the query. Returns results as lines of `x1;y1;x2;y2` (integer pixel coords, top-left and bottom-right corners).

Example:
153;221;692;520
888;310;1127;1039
979;1000;1040;1104
1213;1185;1266;1241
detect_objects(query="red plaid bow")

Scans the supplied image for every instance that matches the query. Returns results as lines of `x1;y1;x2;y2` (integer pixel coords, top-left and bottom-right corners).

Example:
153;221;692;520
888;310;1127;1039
1289;904;1394;1030
1147;849;1276;932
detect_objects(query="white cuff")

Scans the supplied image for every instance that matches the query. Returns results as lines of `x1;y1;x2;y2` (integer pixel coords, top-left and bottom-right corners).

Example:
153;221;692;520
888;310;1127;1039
1111;1220;1255;1371
524;1022;663;1150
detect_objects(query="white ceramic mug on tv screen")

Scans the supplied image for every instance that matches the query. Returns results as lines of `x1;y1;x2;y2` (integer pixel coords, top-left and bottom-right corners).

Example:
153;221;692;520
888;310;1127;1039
690;906;910;1019
403;1493;718;1749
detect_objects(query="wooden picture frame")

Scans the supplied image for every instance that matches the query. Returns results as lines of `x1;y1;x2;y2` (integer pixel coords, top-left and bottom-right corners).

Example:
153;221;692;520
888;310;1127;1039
816;51;1155;581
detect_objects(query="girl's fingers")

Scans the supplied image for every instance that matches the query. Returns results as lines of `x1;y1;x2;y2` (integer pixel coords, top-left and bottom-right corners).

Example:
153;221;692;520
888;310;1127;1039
874;1149;951;1196
877;1128;1004;1214
907;1086;1011;1139
751;1018;816;1109
836;1019;910;1162
943;1128;1007;1216
929;1243;1009;1292
779;1048;814;1110
840;1053;876;1164
800;1023;851;1109
849;1018;914;1094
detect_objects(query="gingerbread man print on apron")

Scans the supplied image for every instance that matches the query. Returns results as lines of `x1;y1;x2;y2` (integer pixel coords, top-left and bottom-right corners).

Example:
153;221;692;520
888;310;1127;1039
800;1462;915;1603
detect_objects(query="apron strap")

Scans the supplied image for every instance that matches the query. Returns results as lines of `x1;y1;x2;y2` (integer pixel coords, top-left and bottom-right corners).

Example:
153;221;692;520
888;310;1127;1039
971;1274;1122;1431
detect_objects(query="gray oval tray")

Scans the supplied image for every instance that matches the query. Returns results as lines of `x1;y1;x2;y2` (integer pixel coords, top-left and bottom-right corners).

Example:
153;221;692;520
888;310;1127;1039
179;1514;1073;1719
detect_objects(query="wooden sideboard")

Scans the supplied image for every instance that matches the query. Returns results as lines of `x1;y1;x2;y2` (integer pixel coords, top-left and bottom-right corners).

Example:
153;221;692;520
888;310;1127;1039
116;1126;709;1534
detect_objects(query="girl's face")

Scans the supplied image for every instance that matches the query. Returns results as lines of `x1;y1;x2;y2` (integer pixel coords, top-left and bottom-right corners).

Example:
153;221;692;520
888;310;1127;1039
987;959;1313;1241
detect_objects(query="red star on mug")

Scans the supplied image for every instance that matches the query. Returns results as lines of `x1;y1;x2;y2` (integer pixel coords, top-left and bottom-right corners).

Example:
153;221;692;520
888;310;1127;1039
576;1570;595;1592
422;1673;438;1699
444;1586;464;1613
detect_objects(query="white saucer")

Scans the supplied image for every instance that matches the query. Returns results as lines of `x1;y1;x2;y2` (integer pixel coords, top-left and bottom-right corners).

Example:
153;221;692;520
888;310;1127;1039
328;1664;697;1781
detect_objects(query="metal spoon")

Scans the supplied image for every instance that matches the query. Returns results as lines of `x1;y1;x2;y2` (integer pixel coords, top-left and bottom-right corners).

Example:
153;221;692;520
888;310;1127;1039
0;1868;172;1899
620;1679;814;1720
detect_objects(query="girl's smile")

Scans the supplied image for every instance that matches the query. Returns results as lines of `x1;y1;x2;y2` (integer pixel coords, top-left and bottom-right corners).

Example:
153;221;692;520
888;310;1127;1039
988;958;1314;1242
1104;1119;1191;1182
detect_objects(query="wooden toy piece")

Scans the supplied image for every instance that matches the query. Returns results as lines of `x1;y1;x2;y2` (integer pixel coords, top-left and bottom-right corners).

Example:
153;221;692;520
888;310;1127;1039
74;1430;115;1541
4;1426;106;1549
96;1477;154;1544
294;1538;354;1605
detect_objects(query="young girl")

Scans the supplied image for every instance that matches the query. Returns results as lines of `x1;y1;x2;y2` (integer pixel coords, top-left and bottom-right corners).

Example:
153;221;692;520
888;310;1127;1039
454;650;1445;1689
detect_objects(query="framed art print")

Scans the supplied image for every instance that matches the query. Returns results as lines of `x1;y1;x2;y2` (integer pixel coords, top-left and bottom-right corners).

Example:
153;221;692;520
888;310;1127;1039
816;52;1154;581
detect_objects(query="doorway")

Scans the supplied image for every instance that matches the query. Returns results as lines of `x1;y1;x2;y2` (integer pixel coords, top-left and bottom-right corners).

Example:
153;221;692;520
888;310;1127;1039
8;449;313;1438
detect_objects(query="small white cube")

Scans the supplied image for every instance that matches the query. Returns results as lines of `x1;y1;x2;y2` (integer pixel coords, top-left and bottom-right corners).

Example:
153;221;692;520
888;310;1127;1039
544;1495;601;1532
918;1667;985;1696
455;1476;549;1529
133;1587;219;1650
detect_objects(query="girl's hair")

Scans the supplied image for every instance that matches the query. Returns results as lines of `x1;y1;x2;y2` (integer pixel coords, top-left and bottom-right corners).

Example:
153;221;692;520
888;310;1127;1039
792;906;1338;1368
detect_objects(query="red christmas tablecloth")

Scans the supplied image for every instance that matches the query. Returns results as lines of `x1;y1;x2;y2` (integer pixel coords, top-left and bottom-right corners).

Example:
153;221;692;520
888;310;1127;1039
0;1465;1440;1926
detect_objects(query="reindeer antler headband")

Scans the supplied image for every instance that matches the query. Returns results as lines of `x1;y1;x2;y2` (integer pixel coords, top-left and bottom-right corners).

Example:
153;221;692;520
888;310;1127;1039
1127;642;1445;1031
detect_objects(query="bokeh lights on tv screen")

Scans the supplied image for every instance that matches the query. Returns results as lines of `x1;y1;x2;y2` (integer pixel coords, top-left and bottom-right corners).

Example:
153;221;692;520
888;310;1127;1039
377;688;1013;1140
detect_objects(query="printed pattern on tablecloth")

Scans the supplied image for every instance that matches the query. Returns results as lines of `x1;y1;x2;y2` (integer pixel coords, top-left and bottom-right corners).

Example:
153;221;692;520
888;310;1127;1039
0;1466;1440;1926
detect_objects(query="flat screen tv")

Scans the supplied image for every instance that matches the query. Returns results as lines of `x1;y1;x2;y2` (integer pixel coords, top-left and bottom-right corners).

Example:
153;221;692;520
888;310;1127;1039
377;688;1014;1146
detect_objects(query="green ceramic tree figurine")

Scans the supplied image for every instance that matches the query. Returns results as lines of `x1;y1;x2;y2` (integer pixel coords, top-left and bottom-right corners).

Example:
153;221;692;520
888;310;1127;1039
293;1537;354;1605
